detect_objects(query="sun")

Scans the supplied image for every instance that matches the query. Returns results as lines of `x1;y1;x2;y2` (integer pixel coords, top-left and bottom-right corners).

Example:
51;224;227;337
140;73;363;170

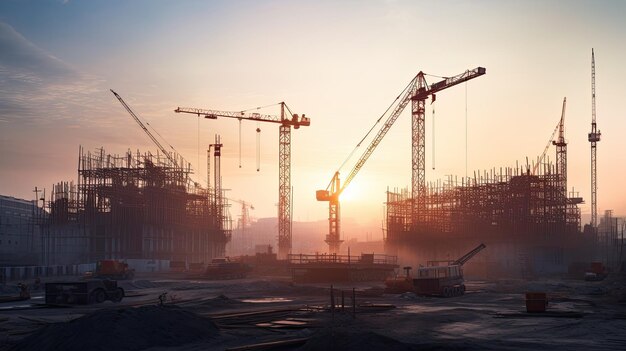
339;183;361;202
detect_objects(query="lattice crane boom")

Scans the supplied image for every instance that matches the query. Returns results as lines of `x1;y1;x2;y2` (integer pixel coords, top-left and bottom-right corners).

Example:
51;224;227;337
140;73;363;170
532;97;567;176
111;90;179;167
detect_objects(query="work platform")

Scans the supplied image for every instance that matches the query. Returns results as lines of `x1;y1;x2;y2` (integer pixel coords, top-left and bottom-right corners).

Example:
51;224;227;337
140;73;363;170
288;253;398;283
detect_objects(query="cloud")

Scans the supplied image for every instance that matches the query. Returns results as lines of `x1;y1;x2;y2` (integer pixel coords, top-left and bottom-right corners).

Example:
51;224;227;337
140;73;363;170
0;21;74;79
0;21;110;126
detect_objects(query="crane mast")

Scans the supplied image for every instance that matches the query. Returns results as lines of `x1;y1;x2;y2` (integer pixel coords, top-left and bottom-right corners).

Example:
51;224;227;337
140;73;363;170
553;98;568;222
588;49;601;229
317;67;485;254
175;103;310;259
411;67;486;224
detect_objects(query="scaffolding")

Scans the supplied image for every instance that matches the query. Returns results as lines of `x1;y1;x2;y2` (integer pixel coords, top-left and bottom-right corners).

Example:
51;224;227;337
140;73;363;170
385;161;587;277
45;146;231;265
387;163;580;243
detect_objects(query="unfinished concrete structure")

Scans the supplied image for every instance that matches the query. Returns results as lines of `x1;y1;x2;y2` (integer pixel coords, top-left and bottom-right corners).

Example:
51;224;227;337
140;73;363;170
0;195;45;266
385;161;592;278
44;147;231;265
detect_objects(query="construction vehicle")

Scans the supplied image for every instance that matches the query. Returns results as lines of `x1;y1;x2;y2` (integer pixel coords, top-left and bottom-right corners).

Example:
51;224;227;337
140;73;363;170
317;67;485;254
0;283;30;303
204;257;252;280
45;279;124;305
413;243;486;297
385;243;486;297
94;260;135;280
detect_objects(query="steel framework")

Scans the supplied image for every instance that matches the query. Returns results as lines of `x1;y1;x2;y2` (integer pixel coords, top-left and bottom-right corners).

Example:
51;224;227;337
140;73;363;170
386;162;582;245
45;147;231;263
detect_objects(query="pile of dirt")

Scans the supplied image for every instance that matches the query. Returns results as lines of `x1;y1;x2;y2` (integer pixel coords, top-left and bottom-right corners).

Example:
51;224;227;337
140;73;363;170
12;305;218;351
196;294;248;307
299;327;416;351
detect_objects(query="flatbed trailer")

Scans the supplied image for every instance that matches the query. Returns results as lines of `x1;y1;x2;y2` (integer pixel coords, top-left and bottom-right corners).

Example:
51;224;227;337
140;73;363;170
45;279;124;305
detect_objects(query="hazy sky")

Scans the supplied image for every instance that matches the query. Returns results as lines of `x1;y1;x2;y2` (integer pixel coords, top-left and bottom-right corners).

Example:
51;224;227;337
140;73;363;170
1;0;625;241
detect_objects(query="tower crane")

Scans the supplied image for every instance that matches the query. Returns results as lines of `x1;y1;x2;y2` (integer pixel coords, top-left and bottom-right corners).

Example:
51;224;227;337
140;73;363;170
230;199;255;230
588;49;601;229
175;103;310;258
317;67;485;254
229;199;254;252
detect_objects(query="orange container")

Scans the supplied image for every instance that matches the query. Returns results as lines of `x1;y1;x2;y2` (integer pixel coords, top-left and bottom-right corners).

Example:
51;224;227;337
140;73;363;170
525;292;547;313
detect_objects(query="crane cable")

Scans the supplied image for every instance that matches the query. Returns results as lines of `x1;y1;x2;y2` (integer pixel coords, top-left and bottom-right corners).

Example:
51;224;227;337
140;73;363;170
256;122;261;172
197;114;200;175
238;119;242;168
465;81;468;178
432;100;436;170
239;102;281;113
236;102;290;172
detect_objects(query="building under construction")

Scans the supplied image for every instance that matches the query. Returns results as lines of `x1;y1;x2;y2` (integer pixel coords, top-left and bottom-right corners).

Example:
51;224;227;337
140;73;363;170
384;97;599;280
385;161;592;277
43;146;231;265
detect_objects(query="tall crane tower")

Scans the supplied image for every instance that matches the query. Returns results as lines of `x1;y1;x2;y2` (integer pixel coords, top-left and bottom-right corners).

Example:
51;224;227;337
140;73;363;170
317;67;485;253
175;103;310;258
588;49;601;229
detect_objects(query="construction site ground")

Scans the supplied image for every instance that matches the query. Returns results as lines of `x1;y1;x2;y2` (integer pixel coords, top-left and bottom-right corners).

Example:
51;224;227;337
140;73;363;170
1;273;625;350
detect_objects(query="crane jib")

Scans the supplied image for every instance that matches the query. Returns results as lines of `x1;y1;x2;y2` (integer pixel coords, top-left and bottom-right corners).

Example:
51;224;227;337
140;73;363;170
413;67;486;100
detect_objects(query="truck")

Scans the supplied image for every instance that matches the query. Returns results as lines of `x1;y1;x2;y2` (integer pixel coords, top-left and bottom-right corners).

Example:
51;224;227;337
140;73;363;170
45;279;124;305
204;257;251;280
94;260;135;280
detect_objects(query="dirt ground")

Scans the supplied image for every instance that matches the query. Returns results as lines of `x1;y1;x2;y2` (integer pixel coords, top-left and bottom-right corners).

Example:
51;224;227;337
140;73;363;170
1;273;625;350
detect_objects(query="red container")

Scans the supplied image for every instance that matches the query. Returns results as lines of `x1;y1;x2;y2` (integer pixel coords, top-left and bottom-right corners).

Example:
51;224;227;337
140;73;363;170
590;262;605;275
525;292;547;313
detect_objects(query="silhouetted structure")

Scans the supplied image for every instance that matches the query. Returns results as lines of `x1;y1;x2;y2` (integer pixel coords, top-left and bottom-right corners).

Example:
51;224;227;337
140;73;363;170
45;147;230;265
385;163;590;277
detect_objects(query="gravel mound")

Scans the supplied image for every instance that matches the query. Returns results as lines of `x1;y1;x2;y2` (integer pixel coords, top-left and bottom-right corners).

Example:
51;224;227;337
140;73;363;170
197;294;248;307
12;305;218;351
300;327;416;351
